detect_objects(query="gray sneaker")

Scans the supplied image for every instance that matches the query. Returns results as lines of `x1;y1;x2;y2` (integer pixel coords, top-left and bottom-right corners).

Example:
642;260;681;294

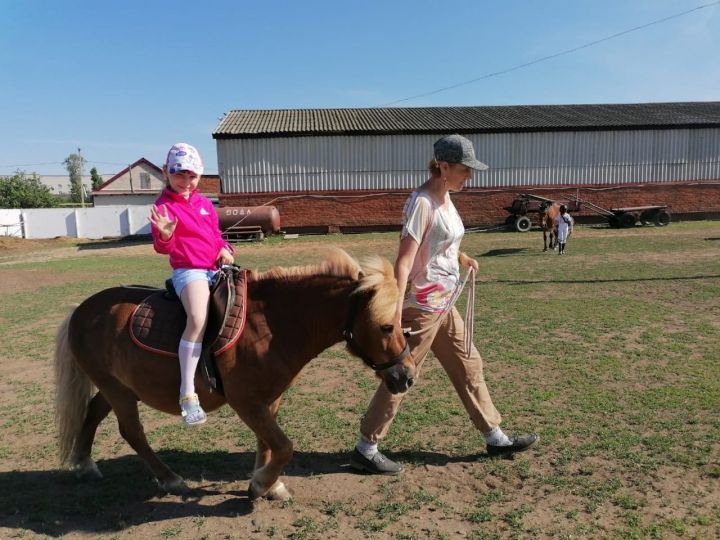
349;448;403;475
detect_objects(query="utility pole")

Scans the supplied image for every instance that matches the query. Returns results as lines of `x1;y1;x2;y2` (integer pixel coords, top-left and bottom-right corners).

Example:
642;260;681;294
78;147;85;208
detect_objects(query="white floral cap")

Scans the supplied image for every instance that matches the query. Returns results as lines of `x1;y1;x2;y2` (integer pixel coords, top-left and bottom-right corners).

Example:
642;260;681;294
165;143;204;175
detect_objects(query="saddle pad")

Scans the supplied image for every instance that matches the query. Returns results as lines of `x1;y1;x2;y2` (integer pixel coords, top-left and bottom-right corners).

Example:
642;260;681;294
129;269;248;357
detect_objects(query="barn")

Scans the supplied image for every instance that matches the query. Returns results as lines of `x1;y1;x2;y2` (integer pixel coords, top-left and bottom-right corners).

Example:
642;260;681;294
213;102;720;232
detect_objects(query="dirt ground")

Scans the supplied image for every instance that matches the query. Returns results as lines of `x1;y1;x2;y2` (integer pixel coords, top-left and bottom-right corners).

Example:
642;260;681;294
0;235;717;540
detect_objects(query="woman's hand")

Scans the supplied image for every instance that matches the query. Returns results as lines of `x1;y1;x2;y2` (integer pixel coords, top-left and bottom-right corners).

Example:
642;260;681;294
459;252;479;271
149;205;177;241
216;247;234;266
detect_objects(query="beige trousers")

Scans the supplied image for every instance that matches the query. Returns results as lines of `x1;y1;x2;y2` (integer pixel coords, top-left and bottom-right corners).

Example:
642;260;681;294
360;306;502;443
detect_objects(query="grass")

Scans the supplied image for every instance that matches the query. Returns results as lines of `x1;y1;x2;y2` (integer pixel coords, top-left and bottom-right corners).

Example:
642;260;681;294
0;221;719;538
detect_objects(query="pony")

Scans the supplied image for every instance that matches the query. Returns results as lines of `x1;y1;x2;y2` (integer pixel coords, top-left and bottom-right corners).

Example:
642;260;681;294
55;249;415;501
541;202;561;251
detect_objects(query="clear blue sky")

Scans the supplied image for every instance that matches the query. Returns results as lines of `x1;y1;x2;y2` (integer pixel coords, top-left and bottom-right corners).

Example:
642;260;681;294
2;0;719;176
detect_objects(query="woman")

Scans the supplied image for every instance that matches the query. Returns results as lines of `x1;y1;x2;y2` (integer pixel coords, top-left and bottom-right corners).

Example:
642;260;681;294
350;134;537;474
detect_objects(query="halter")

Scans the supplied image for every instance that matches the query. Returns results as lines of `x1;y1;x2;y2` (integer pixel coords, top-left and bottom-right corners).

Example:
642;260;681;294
343;293;410;371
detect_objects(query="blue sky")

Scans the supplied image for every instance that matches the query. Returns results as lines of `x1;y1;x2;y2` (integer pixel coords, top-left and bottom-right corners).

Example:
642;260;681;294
1;0;719;176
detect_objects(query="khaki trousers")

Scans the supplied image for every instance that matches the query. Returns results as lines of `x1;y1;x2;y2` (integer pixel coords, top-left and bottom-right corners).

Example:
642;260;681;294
360;306;502;443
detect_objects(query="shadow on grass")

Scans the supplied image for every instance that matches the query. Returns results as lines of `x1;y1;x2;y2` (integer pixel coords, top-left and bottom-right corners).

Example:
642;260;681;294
0;448;486;536
481;248;528;257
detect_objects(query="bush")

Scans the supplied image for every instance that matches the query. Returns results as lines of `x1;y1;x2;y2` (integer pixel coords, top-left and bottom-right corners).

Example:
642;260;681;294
0;172;60;208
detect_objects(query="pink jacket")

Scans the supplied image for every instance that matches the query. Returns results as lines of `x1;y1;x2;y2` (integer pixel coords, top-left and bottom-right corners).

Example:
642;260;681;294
151;188;232;270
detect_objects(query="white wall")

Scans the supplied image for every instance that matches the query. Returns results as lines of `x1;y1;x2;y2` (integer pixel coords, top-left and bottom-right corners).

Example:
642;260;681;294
5;205;154;239
0;209;23;237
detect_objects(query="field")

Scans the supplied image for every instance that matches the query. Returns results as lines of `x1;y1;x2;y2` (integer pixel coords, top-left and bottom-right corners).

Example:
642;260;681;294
1;222;719;539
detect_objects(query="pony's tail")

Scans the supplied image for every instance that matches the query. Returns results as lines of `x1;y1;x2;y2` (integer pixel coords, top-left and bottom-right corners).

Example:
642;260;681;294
54;311;95;466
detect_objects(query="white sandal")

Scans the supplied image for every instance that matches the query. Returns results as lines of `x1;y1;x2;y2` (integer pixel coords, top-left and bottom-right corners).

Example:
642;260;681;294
179;393;207;426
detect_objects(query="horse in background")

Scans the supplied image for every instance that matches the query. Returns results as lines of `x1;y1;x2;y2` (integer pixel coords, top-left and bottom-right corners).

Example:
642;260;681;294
542;202;561;251
55;249;415;501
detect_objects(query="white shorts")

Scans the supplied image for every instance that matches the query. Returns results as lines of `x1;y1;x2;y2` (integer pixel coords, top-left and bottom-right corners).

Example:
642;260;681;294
171;268;217;297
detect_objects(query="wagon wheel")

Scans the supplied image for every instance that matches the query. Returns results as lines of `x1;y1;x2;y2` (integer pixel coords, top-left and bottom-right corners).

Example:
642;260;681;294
620;212;636;228
514;215;532;233
654;211;671;227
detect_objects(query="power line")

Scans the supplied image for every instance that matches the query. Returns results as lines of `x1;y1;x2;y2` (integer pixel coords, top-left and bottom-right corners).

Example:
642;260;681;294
380;0;720;106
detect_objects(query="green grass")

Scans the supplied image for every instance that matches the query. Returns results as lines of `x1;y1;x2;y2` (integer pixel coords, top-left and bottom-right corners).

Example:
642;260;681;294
1;222;719;538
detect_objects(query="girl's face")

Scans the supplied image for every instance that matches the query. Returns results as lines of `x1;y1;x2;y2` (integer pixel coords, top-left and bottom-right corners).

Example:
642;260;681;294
444;163;473;192
166;169;200;198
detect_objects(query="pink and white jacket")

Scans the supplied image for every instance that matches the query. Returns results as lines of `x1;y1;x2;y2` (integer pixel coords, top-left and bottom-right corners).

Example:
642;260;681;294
151;188;233;270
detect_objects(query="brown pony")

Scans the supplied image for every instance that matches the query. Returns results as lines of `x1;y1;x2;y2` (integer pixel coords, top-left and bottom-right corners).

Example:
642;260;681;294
541;202;561;251
54;249;415;501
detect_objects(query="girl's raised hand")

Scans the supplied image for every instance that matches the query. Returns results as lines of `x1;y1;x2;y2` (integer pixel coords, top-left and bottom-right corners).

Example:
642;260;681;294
149;204;177;241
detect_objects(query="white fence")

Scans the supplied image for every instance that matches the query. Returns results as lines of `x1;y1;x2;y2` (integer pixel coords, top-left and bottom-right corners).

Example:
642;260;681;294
0;206;154;239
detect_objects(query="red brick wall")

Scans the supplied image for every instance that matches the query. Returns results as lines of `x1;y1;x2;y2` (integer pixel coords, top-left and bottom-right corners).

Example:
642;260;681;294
219;180;720;231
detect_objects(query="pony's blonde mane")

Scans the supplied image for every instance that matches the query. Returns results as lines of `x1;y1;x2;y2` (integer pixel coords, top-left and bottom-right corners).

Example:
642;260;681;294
356;256;399;324
253;248;398;324
253;247;361;281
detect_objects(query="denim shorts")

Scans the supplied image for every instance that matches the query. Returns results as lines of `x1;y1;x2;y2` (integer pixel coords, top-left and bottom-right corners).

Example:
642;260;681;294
171;268;217;297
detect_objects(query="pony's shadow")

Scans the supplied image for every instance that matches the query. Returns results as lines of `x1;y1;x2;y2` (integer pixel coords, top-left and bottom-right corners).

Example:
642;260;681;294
0;449;485;536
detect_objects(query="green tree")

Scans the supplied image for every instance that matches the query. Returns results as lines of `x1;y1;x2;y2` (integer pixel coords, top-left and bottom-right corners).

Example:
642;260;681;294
64;152;87;203
90;167;104;191
0;171;59;208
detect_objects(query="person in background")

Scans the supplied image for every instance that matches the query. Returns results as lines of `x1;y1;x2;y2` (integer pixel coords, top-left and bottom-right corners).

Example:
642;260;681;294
554;204;574;255
350;134;537;475
149;142;234;426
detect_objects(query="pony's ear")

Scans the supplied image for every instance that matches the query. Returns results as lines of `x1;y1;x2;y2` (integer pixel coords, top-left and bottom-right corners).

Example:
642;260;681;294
357;270;365;279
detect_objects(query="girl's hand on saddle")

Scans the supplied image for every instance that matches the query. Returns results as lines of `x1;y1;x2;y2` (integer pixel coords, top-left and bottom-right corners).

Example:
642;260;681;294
459;252;479;271
149;205;177;241
216;247;234;266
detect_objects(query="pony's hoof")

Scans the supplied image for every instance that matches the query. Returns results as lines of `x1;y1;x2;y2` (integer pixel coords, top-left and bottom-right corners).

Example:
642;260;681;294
74;457;103;480
158;473;188;493
249;479;292;501
267;480;292;501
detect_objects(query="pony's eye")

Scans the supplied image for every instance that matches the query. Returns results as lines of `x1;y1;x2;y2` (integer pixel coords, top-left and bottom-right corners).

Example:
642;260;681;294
380;324;394;333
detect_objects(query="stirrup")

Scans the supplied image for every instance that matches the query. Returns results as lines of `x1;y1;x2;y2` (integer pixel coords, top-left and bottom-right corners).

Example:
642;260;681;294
179;393;207;426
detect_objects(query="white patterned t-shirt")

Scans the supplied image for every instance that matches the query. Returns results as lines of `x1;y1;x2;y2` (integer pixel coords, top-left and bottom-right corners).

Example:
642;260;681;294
401;190;465;312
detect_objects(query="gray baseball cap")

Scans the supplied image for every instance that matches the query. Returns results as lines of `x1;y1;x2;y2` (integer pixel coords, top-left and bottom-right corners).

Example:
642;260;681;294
433;134;489;171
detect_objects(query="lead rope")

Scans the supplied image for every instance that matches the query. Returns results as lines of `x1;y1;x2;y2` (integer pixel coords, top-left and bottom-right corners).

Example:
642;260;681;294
463;268;476;358
404;267;476;358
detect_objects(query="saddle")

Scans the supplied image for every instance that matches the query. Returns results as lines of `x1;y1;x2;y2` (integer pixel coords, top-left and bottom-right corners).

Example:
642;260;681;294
129;266;248;393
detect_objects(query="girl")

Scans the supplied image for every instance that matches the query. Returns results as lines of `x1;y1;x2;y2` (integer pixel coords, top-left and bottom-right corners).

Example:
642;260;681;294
350;134;537;474
150;143;234;426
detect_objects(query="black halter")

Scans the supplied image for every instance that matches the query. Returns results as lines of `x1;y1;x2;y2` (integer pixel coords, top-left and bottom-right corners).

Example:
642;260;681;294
343;293;410;372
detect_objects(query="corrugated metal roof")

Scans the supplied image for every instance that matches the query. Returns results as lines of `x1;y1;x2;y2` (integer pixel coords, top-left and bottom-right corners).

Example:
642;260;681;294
213;102;720;139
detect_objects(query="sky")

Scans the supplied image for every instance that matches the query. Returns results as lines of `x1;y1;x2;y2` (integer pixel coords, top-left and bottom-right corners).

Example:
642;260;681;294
1;0;719;177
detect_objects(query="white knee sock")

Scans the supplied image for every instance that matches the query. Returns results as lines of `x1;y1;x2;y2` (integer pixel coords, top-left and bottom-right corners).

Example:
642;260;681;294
484;426;512;446
356;436;378;458
178;339;202;398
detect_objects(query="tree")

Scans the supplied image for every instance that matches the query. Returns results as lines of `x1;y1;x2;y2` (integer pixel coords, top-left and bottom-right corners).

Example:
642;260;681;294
90;167;104;191
64;152;87;203
0;171;59;208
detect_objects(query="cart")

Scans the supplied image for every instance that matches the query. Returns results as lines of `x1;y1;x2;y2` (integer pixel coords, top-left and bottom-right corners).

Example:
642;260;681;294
566;196;671;228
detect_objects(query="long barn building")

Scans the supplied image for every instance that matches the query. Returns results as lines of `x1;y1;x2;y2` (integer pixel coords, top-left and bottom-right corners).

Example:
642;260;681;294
213;102;720;232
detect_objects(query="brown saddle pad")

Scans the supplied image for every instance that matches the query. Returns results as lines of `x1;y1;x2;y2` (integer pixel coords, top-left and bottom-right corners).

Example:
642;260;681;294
129;268;248;357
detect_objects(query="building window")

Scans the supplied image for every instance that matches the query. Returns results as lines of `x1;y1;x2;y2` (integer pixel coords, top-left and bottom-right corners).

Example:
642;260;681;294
140;173;151;189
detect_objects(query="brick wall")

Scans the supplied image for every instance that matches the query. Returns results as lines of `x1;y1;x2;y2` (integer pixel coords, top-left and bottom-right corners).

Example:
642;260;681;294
220;180;720;232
